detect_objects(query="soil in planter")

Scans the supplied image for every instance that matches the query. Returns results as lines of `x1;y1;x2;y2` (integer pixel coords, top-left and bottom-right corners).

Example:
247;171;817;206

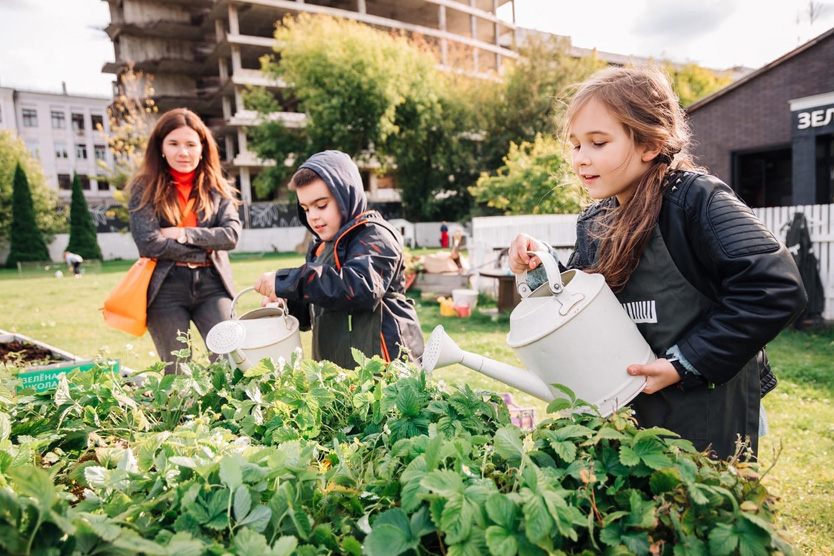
0;341;62;366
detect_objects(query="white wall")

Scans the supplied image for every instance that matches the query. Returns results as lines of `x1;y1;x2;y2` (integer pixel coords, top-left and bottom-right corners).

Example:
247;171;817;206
0;227;311;264
414;221;465;248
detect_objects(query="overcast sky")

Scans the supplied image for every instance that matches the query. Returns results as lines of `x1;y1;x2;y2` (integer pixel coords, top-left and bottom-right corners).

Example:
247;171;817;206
1;0;833;97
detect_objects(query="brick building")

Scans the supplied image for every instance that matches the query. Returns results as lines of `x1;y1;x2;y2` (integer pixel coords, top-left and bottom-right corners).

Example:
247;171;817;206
686;26;834;208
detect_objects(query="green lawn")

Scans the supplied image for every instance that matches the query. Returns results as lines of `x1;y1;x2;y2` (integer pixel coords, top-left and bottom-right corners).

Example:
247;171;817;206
1;255;832;555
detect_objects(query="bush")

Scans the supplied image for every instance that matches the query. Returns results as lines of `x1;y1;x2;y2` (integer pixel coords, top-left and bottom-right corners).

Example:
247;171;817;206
65;172;103;260
5;163;50;268
0;350;795;555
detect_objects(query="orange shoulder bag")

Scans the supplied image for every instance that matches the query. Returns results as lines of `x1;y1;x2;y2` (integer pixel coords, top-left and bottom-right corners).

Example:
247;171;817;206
102;199;195;336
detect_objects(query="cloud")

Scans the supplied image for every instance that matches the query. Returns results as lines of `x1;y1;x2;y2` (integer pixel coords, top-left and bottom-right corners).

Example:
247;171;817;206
632;0;741;44
2;0;34;10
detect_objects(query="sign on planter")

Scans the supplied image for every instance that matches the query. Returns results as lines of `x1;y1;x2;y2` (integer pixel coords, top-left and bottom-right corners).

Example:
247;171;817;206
17;359;121;393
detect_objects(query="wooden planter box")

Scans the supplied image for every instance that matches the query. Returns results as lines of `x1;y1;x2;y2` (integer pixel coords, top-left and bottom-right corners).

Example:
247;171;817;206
0;329;120;393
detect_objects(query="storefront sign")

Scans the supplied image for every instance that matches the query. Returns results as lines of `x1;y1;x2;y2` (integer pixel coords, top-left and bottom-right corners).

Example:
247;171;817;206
794;102;834;133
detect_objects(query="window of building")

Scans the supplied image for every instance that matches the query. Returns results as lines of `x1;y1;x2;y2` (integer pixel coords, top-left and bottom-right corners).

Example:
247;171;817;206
51;111;66;129
94;145;107;161
22;108;38;127
71;113;85;133
58;174;72;190
76;144;88;160
816;134;834;204
25;140;39;158
55;142;69;159
91;114;104;132
734;147;792;208
96;176;110;191
79;175;91;190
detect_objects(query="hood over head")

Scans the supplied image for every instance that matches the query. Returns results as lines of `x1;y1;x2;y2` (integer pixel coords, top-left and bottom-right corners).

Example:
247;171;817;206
297;150;367;238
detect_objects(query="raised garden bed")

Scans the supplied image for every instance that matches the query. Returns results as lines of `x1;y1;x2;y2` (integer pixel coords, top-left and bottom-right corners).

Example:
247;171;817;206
0;329;120;392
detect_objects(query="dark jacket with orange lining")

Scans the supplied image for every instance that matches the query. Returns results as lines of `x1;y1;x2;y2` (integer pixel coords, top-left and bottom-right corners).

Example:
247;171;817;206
272;151;424;368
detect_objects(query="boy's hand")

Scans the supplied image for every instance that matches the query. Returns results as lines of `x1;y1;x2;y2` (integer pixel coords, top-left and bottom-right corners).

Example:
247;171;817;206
627;359;681;394
508;234;546;274
254;271;277;299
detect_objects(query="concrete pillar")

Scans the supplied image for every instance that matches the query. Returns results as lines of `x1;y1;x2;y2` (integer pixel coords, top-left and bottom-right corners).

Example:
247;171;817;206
231;45;242;73
368;172;378;199
239;167;252;228
234;86;244;115
228;3;239;35
237;127;248;153
792;135;817;205
222;95;232;120
470;9;479;73
219;57;229;80
438;5;447;66
214;18;225;42
357;0;366;14
493;0;501;72
225;135;234;163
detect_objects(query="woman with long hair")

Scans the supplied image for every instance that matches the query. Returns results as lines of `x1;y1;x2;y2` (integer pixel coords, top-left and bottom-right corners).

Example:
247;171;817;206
128;108;241;371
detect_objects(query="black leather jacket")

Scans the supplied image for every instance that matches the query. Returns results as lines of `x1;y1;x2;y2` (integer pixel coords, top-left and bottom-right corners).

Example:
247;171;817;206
567;170;806;385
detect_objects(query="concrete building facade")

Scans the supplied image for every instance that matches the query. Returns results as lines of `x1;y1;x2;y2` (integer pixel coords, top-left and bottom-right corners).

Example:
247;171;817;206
101;0;518;216
0;85;116;203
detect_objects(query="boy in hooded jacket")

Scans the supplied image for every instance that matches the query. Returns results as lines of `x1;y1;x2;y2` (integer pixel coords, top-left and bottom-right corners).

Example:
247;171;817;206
254;150;424;368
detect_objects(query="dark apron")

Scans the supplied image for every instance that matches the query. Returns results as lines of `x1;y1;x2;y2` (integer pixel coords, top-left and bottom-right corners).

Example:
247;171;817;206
309;242;383;369
617;227;761;459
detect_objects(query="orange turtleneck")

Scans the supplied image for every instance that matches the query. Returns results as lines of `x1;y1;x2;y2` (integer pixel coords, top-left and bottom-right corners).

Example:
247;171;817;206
169;168;198;227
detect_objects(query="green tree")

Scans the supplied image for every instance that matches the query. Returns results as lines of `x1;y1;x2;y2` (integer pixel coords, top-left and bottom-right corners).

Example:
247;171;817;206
97;66;159;222
6;163;51;268
469;134;587;215
666;62;733;107
0;130;64;245
478;35;606;172
66;172;102;260
249;14;477;219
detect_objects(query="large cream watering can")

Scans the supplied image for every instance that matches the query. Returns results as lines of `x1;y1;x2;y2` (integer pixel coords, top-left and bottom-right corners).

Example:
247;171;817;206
423;251;654;416
206;287;302;371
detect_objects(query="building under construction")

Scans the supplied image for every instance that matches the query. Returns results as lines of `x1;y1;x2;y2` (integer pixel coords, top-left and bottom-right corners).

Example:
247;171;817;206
101;0;519;211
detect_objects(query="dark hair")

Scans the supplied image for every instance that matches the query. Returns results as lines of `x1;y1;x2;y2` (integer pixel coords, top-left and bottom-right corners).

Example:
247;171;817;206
565;67;701;292
289;167;322;190
129;108;238;223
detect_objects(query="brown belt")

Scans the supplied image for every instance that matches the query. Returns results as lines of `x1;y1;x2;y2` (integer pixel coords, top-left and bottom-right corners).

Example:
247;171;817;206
174;260;212;269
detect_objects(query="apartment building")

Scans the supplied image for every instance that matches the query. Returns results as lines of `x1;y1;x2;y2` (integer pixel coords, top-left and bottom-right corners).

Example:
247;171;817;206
100;0;518;213
0;84;115;202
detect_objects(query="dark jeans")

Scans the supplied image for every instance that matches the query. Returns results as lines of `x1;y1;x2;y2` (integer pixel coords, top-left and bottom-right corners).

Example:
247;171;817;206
147;265;232;373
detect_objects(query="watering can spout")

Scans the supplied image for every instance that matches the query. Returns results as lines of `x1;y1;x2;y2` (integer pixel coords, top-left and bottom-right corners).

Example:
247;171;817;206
422;325;555;402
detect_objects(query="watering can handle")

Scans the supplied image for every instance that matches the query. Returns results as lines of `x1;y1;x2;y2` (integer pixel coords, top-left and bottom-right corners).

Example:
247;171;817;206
230;286;287;319
516;249;564;298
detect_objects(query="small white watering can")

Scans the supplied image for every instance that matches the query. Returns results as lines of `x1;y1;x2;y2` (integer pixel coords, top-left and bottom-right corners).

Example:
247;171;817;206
206;287;302;371
423;251;654;416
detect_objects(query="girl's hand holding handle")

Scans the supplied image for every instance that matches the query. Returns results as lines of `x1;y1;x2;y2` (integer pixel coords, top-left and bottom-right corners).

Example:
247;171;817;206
508;234;547;274
628;359;681;394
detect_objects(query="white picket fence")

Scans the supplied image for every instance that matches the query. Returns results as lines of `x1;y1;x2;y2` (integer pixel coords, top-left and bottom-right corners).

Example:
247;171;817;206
753;204;834;320
472;204;834;320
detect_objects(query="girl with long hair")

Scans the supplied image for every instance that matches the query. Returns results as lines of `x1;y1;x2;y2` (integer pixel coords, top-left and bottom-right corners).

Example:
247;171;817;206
509;67;805;459
128;108;241;371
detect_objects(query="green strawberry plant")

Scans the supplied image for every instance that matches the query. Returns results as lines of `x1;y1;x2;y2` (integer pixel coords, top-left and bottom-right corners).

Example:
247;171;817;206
0;347;795;555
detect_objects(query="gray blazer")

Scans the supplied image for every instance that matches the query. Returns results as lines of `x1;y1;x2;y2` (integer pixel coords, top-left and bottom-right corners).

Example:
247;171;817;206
128;184;241;306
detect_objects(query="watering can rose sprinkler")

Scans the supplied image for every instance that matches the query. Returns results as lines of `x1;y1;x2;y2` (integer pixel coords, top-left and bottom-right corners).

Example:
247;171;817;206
206;287;303;371
422;251;655;417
